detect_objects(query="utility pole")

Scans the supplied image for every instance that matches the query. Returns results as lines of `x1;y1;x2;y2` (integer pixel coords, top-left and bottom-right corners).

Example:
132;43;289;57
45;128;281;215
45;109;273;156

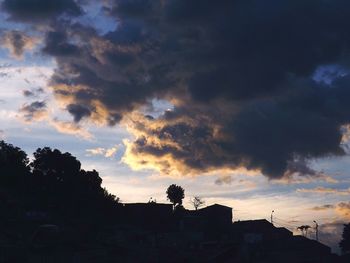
314;220;319;241
271;210;274;225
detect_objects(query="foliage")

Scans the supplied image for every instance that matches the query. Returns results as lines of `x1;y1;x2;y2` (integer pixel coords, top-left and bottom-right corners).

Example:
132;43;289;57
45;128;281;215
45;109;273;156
102;187;120;203
30;147;104;192
0;140;29;185
166;184;185;208
31;147;81;180
340;223;350;254
0;140;120;222
29;147;121;213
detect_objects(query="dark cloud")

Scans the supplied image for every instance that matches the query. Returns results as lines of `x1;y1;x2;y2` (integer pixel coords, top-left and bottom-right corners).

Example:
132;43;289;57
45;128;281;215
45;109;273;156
110;0;350;101
21;101;46;111
1;0;82;22
11;0;350;178
19;101;47;122
43;31;80;57
0;30;38;59
336;202;350;218
22;88;44;98
215;176;234;186
124;79;350;177
23;90;35;97
66;104;91;122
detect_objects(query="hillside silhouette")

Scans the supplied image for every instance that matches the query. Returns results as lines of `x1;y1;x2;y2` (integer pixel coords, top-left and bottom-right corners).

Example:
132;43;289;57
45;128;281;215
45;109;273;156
0;140;349;262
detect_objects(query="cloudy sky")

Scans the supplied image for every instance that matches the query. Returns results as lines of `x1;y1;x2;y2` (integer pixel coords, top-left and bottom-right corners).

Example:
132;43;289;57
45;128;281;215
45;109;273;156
1;0;350;252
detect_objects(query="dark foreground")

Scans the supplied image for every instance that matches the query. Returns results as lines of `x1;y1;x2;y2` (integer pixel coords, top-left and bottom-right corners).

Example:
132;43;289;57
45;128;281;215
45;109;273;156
0;202;347;263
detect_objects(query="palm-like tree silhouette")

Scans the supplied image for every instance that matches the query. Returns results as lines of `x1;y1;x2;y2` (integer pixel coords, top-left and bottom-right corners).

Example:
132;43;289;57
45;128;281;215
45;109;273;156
297;225;311;237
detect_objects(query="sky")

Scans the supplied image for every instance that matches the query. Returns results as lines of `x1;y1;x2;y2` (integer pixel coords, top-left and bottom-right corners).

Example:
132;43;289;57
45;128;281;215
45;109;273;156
0;0;350;253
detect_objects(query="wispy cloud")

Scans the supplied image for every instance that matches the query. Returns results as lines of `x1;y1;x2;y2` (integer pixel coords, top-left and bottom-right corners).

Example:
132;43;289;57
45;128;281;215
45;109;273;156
86;145;119;158
214;175;257;189
297;187;350;195
311;204;335;211
273;174;339;185
50;119;92;140
86;147;105;156
215;175;234;185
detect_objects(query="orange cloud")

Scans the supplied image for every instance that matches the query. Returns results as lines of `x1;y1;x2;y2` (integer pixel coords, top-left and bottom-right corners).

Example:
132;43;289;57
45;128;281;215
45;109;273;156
335;202;350;220
50;119;92;139
311;202;350;220
121;113;254;177
19;101;48;122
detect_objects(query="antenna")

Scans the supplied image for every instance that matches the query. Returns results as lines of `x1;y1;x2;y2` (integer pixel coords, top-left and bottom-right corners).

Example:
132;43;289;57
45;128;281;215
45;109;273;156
271;210;275;225
313;220;319;241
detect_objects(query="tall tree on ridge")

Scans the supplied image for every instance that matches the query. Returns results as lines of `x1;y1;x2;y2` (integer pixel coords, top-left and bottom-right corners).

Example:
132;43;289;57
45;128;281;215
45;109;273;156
166;184;185;209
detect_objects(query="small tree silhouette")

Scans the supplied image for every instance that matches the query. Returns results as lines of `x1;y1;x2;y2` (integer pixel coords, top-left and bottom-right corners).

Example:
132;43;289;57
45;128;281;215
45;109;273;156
190;196;205;210
166;184;184;209
297;225;311;237
340;223;350;254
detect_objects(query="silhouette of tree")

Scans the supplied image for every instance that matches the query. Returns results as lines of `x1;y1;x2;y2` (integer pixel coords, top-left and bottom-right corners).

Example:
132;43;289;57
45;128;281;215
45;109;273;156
31;147;81;181
31;148;104;192
102;187;120;203
190;196;205;210
297;225;311;237
0;140;121;228
78;169;103;191
340;223;350;254
30;147;82;205
30;147;119;216
0;140;29;185
166;184;184;209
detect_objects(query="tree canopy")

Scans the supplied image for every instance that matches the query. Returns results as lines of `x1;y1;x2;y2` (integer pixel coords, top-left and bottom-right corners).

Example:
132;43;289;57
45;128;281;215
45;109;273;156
30;147;103;194
0;140;119;221
0;140;29;185
166;184;185;209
